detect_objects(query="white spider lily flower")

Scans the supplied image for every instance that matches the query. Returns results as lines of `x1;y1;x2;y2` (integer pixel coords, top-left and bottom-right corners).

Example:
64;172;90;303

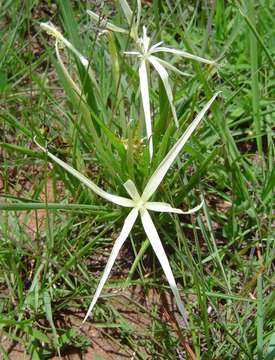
34;92;220;325
87;1;215;161
125;27;215;160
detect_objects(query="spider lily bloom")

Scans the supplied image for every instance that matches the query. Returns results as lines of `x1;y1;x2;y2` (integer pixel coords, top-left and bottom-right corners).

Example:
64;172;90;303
125;26;215;159
34;92;220;324
88;4;215;160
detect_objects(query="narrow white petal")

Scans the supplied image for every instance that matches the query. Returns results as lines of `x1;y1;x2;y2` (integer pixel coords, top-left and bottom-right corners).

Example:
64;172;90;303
150;56;191;77
124;51;141;56
34;139;134;208
139;60;153;160
123;180;141;202
149;41;164;52
119;0;133;25
140;210;188;324
146;200;204;214
87;10;128;34
146;202;183;214
148;56;179;128
142;92;221;201
83;208;139;322
151;46;215;65
180;200;204;214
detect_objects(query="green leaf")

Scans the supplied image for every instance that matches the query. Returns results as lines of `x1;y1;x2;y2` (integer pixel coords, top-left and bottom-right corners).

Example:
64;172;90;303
0;71;8;92
43;290;59;351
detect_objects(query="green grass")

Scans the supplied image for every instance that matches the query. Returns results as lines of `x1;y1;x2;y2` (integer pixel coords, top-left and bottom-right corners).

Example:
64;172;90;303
0;0;274;359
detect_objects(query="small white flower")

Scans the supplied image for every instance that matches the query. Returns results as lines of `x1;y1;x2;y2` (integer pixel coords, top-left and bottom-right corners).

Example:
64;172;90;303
87;1;215;160
34;92;220;325
125;26;215;159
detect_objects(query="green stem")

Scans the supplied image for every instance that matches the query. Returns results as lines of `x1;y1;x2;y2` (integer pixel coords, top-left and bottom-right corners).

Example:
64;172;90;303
125;238;150;285
257;274;264;360
247;0;263;163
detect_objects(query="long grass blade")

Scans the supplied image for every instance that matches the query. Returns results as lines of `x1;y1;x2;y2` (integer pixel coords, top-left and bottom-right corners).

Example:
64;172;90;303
118;0;133;25
246;0;262;160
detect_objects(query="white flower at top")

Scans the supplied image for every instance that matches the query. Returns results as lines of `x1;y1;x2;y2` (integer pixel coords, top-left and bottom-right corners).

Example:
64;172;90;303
124;26;215;159
35;92;220;326
87;1;215;160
